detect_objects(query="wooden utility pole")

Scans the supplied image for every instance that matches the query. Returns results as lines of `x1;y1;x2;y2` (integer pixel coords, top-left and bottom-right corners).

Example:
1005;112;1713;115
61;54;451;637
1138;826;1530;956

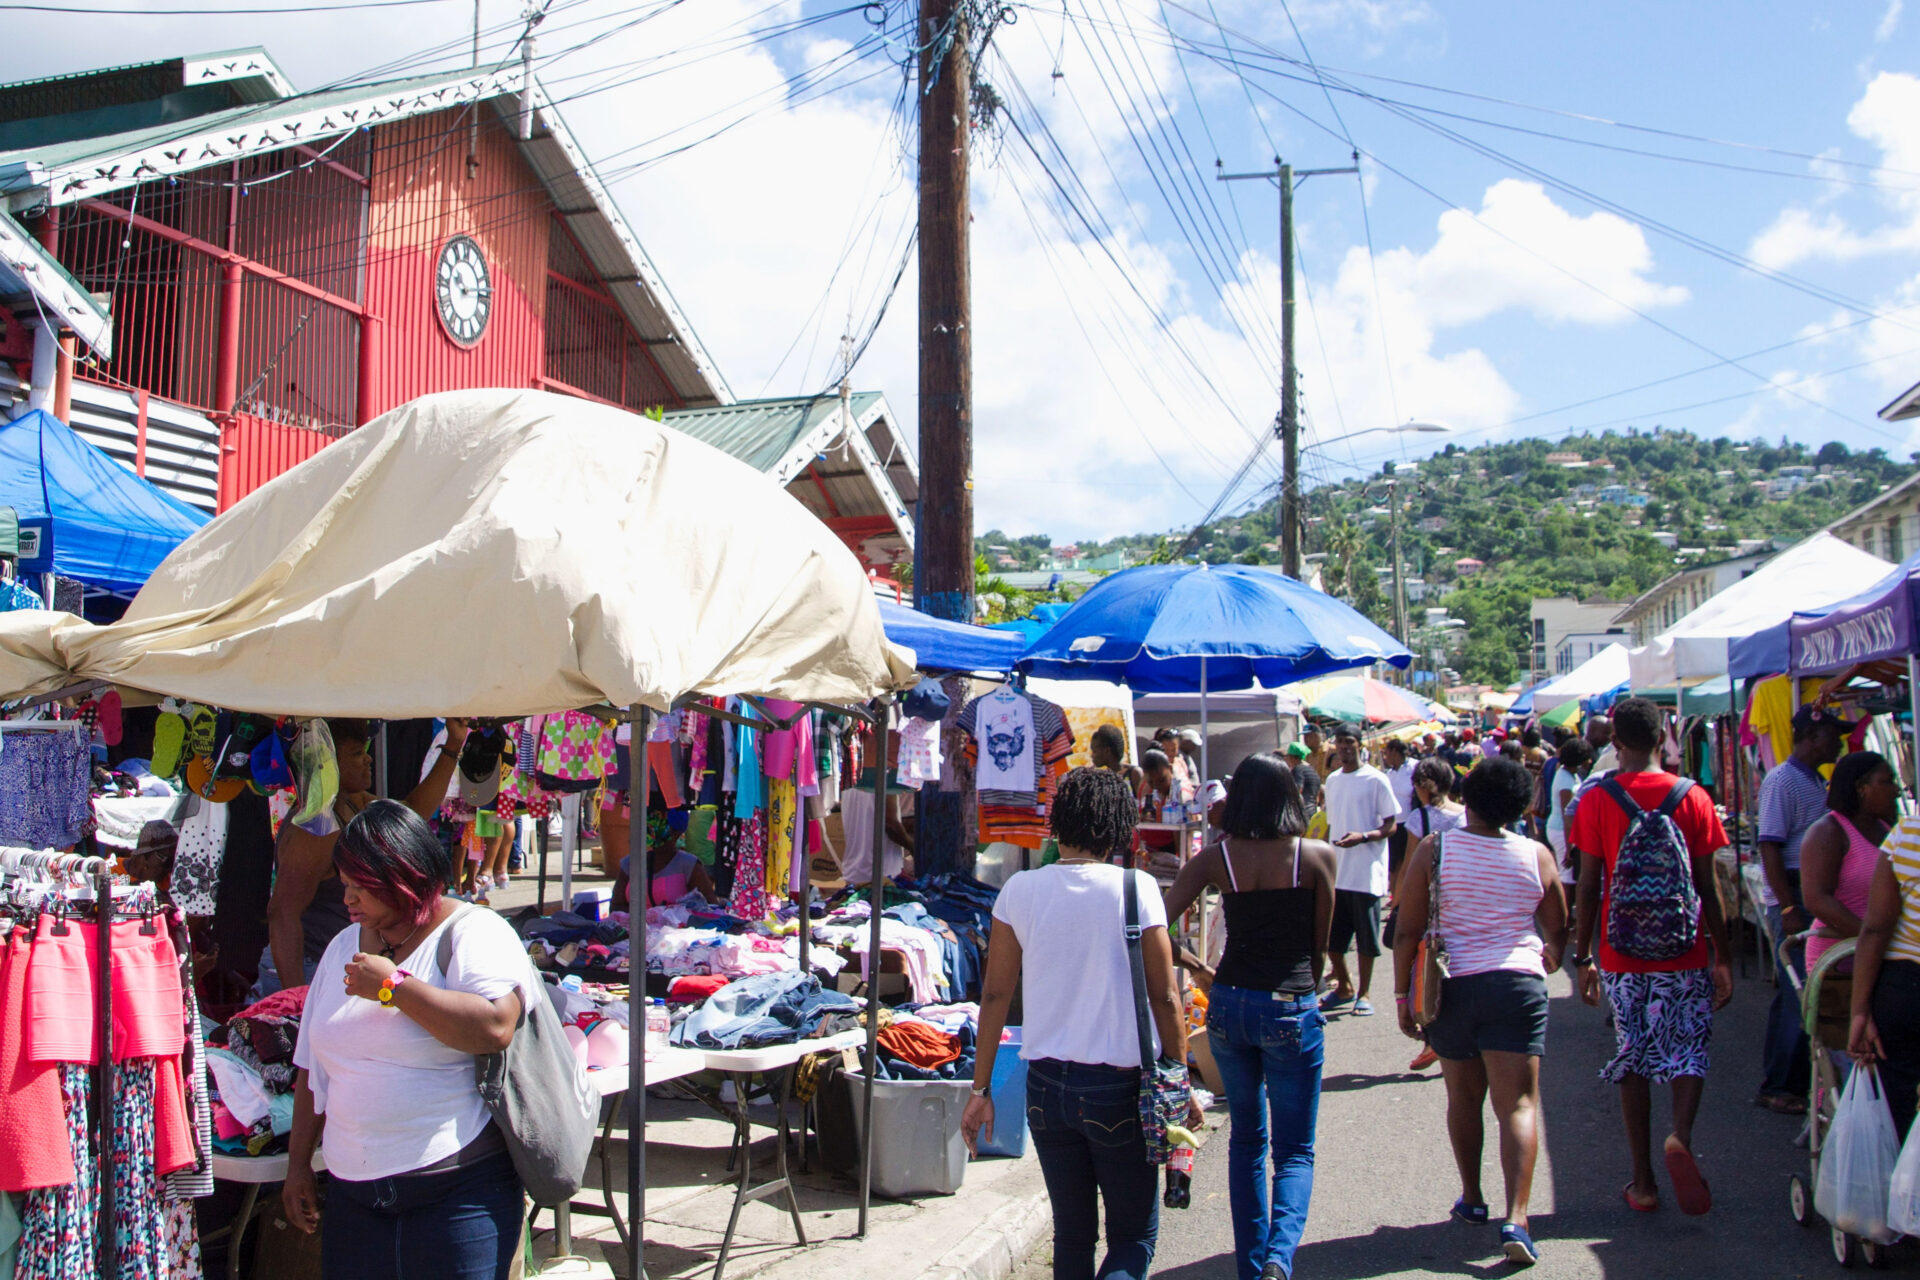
914;0;973;876
1218;155;1358;579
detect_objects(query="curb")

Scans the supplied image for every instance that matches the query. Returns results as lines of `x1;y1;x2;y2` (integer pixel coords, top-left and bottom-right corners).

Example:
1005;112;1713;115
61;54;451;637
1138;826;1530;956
912;1185;1051;1280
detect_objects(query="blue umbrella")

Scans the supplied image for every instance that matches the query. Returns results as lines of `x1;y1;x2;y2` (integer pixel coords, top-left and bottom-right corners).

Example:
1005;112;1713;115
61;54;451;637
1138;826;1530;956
1016;563;1411;785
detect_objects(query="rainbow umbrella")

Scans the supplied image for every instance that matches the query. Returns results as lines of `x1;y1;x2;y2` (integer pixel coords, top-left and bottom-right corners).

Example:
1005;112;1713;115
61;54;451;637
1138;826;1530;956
1295;675;1437;725
1540;699;1583;731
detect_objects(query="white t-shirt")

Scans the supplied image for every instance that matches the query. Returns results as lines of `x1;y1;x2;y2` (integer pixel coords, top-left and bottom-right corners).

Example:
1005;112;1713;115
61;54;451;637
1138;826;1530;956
993;864;1165;1068
1323;764;1403;897
292;906;541;1181
1381;761;1417;816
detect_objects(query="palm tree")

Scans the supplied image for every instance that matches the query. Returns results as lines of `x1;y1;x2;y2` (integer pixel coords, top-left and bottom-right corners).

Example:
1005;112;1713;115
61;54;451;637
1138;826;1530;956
1323;519;1362;598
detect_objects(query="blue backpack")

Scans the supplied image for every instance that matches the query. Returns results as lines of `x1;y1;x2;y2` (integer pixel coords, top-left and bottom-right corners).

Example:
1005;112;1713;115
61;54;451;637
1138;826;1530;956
1597;777;1701;962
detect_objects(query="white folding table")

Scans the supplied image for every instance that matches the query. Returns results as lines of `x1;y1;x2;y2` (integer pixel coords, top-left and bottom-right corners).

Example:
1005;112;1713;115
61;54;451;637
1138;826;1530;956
207;1148;326;1280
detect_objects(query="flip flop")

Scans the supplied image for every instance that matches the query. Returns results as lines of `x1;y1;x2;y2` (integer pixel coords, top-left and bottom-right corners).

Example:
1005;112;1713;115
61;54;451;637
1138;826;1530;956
1664;1137;1711;1216
1622;1183;1659;1213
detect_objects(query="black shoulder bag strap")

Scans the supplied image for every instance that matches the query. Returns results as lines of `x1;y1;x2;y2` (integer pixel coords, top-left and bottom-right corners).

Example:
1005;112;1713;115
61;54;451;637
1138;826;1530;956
1122;870;1158;1070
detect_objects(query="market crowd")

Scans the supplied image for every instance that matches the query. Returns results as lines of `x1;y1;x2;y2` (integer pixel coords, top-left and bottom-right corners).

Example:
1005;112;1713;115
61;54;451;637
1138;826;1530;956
967;696;1920;1280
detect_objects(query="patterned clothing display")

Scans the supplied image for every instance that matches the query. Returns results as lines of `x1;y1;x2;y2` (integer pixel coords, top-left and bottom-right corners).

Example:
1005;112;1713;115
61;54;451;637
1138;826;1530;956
169;800;227;918
163;913;213;1201
0;729;92;849
16;1067;95;1280
1;577;45;613
767;779;797;896
732;813;771;921
110;1060;166;1279
1598;968;1714;1084
955;692;1073;849
492;722;552;823
162;1198;201;1280
535;712;616;791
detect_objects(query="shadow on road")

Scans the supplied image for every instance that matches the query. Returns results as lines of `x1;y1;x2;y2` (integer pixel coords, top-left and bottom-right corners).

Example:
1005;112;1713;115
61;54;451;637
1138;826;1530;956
1322;1070;1430;1093
1155;1219;1533;1280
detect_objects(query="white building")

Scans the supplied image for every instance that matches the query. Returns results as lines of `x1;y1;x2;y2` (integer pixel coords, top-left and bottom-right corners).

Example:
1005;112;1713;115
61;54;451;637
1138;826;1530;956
1611;548;1776;646
1529;595;1629;686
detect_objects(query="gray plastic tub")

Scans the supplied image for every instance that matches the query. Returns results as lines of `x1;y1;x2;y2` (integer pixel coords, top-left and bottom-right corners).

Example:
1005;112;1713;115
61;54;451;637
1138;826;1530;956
843;1069;972;1198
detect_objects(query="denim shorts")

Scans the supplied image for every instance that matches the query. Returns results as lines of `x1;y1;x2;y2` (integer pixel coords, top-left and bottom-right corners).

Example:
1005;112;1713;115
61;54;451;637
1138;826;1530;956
1426;970;1549;1061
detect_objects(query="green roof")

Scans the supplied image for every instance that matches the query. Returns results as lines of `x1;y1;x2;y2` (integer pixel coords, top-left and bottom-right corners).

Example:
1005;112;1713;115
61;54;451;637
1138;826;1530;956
0;64;520;198
664;393;872;474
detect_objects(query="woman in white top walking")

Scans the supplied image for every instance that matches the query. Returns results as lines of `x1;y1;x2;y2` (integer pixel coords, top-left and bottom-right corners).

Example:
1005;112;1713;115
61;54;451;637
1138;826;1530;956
965;768;1199;1280
1392;758;1567;1268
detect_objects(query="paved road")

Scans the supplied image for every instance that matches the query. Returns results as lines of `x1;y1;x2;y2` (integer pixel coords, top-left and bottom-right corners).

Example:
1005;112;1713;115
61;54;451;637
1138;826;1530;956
1015;962;1901;1279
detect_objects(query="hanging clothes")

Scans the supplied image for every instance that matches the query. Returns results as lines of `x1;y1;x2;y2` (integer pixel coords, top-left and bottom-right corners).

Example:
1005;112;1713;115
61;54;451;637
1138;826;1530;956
767;779;797;897
169;799;228;919
15;1066;95;1280
956;690;1074;849
0;931;73;1192
0;729;91;850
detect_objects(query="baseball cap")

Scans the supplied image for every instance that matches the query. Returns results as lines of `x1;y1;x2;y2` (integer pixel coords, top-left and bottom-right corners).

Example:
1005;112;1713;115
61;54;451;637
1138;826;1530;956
1285;741;1309;759
902;677;951;723
1200;779;1227;807
1793;704;1858;736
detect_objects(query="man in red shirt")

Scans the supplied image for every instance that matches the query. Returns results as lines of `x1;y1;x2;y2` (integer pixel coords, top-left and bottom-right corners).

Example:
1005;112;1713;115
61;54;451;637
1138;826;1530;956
1570;697;1734;1217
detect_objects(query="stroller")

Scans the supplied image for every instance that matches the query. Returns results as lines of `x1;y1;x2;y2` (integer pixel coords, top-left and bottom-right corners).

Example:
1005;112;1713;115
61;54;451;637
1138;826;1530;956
1783;934;1895;1268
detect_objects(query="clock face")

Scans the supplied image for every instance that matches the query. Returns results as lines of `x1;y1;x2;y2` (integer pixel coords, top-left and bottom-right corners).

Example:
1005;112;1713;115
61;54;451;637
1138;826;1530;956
435;234;492;347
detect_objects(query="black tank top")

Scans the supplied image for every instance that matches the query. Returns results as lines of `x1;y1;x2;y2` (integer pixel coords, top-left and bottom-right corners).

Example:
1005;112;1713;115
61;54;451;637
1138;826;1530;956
1213;840;1318;995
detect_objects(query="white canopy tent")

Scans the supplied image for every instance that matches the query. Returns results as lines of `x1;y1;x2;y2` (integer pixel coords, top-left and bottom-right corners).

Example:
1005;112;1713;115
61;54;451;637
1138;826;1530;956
1529;642;1632;711
0;389;918;1280
1627;533;1892;689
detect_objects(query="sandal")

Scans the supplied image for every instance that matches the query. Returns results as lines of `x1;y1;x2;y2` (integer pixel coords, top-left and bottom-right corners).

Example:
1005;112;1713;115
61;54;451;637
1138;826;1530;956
1664;1137;1712;1216
1622;1183;1658;1213
1754;1091;1807;1116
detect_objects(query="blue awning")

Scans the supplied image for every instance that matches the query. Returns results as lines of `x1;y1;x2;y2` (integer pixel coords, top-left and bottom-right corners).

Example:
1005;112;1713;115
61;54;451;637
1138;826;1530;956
879;600;1025;675
0;409;208;596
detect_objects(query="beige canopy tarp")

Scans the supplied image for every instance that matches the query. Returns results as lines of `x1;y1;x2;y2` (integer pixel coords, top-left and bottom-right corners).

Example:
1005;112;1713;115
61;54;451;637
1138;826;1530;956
0;389;917;715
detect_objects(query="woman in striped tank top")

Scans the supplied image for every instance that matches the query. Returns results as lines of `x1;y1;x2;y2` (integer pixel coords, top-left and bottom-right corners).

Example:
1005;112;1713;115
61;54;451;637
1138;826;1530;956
1848;812;1920;1138
1392;758;1568;1268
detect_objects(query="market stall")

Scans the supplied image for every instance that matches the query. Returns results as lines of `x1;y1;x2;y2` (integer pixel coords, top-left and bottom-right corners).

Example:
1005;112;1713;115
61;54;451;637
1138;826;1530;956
0;408;209;614
0;388;919;1280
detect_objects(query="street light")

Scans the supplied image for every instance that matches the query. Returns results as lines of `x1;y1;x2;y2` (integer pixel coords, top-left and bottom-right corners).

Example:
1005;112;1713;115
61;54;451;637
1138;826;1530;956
1284;421;1448;576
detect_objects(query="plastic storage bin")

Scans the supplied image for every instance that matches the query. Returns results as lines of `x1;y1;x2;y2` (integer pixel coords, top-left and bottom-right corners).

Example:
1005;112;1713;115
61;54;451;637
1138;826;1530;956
974;1027;1028;1158
843;1070;972;1197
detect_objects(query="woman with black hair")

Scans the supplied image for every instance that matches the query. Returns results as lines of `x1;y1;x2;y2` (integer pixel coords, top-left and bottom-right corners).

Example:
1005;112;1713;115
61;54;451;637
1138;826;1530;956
1393;758;1567;1268
1801;750;1899;972
964;768;1198;1280
283;799;540;1279
1163;753;1336;1280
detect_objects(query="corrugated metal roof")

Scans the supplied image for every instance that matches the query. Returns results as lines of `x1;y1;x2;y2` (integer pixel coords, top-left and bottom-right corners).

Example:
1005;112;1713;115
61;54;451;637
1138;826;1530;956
664;391;916;562
665;394;843;475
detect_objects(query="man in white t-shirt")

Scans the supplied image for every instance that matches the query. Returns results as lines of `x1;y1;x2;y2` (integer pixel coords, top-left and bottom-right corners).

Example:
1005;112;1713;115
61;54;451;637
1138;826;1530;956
1321;723;1402;1015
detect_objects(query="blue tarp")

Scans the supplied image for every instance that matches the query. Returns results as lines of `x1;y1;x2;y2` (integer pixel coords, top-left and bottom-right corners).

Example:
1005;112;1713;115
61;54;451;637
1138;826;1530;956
1016;563;1410;693
0;410;208;596
879;600;1025;675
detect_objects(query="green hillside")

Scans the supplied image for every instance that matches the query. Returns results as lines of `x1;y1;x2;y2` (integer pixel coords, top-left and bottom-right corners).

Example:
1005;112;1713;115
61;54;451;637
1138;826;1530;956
976;430;1914;688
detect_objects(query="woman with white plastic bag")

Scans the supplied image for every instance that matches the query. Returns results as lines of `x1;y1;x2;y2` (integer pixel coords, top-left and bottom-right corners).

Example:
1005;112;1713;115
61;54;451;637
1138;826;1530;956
1814;1065;1901;1245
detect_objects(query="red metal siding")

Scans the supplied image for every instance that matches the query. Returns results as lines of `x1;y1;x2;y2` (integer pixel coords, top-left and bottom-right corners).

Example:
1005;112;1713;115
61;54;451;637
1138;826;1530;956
361;111;551;419
217;411;349;509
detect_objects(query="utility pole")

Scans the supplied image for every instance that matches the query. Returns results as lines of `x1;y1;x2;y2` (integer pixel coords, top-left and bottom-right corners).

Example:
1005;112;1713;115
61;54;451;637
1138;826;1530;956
1389;481;1408;682
915;0;972;877
1219;154;1358;579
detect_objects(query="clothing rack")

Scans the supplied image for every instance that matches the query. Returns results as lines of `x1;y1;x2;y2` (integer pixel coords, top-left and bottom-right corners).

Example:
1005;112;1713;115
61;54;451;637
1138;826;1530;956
0;846;120;1280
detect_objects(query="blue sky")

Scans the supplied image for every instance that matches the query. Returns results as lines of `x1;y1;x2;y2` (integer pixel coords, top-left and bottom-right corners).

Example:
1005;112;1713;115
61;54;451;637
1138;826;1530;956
13;1;1920;541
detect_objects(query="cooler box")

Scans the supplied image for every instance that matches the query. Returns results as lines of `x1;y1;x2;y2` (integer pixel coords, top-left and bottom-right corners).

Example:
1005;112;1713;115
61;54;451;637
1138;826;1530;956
843;1070;971;1197
571;886;612;921
974;1027;1028;1158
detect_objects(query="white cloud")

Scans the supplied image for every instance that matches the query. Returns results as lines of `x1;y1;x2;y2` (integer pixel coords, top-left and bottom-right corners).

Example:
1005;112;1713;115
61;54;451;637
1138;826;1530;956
1749;72;1920;268
1878;0;1904;43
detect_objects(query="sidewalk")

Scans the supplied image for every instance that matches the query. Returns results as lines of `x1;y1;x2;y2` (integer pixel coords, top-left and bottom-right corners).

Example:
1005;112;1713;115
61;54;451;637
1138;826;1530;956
479;843;1051;1280
527;1080;1048;1280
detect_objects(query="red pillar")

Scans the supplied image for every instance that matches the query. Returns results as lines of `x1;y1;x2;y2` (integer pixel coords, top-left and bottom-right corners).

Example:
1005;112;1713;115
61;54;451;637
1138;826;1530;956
215;262;244;415
356;312;382;425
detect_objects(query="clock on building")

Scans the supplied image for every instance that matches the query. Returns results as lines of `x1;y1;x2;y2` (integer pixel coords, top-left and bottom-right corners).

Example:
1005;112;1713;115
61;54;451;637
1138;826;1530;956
434;234;492;347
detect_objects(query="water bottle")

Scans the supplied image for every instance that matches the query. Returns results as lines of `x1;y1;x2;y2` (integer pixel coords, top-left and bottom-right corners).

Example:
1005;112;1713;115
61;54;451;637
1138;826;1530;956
645;999;670;1051
1164;1144;1194;1209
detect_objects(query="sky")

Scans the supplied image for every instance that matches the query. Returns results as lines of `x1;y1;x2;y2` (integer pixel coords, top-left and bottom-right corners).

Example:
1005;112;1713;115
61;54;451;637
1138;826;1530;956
14;1;1920;541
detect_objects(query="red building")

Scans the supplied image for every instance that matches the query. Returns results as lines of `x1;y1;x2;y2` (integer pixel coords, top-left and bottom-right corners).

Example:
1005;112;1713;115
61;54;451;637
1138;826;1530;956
0;48;732;511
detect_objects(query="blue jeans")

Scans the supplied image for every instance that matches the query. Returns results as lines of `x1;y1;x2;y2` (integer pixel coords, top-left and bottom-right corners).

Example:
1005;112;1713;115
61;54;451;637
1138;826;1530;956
322;1148;522;1279
1207;985;1325;1280
1027;1058;1159;1280
1764;885;1811;1097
